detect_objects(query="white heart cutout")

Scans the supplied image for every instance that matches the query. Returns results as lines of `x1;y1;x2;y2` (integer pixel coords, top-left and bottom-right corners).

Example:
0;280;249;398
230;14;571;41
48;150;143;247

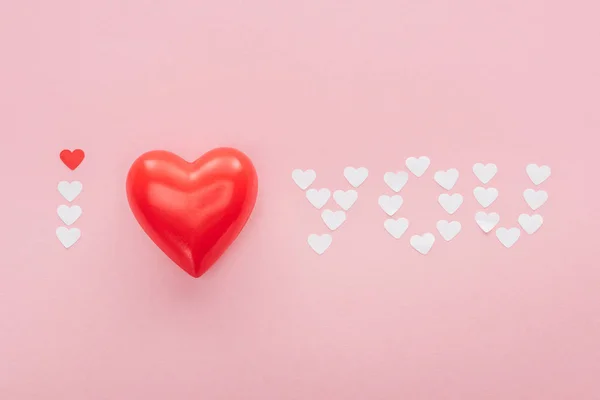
410;233;435;255
305;188;331;209
384;218;410;239
344;167;368;188
333;189;358;211
434;168;459;190
308;234;332;255
292;169;316;190
56;227;81;249
526;164;551;185
518;214;543;234
436;220;461;241
473;187;498;208
405;156;430;177
475;211;500;233
57;181;83;202
321;210;346;231
438;193;463;214
383;171;409;192
496;227;521;248
378;195;403;216
57;205;82;226
523;189;548;210
472;163;498;184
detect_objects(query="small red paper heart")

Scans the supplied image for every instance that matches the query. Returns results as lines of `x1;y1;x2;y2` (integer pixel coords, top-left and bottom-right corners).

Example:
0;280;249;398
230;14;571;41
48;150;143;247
60;149;85;170
126;148;258;278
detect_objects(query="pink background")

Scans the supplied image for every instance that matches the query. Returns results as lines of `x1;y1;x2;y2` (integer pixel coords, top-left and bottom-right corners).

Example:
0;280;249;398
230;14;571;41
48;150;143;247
1;0;599;398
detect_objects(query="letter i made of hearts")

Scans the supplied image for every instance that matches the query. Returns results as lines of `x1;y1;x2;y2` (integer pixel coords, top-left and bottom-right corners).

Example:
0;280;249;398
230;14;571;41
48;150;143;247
126;148;258;278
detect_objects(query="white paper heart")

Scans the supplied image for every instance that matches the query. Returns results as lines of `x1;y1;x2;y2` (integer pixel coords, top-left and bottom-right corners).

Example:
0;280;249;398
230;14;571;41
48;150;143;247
57;181;83;202
378;195;404;216
383;171;409;192
344;167;368;188
321;209;346;231
383;218;410;239
496;227;520;248
526;164;551;185
473;187;498;208
308;234;332;255
292;169;316;190
434;168;459;190
333;189;358;211
57;205;82;226
475;211;500;233
405;156;430;177
436;220;461;241
56;227;81;249
523;189;548;210
438;193;463;214
472;163;498;184
518;213;543;234
410;233;435;255
305;188;331;209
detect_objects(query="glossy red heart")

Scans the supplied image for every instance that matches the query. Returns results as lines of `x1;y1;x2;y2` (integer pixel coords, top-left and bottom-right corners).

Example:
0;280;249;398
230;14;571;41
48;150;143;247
60;149;85;170
126;148;258;278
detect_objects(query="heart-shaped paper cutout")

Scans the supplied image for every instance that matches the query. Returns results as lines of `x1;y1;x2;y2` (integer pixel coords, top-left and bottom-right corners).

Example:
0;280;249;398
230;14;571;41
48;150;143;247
126;148;258;278
60;149;85;170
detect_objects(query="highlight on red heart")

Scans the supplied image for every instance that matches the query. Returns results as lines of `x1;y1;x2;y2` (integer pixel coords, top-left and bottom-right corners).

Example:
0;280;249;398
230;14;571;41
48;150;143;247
126;147;258;278
60;149;85;170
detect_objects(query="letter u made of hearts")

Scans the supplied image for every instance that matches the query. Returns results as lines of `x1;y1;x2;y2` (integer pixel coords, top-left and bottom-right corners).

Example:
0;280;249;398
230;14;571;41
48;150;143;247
126;148;258;278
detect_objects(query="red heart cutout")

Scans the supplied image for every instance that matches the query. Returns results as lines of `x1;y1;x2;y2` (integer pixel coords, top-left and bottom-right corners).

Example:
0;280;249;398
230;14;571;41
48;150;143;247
126;148;258;278
60;149;85;170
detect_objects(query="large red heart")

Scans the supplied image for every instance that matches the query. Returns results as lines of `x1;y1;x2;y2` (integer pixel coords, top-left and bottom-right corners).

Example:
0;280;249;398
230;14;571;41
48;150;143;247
126;148;258;278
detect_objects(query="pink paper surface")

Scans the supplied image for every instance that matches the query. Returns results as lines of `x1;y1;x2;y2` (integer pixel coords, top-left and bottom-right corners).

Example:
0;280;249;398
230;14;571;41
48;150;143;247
1;1;599;399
